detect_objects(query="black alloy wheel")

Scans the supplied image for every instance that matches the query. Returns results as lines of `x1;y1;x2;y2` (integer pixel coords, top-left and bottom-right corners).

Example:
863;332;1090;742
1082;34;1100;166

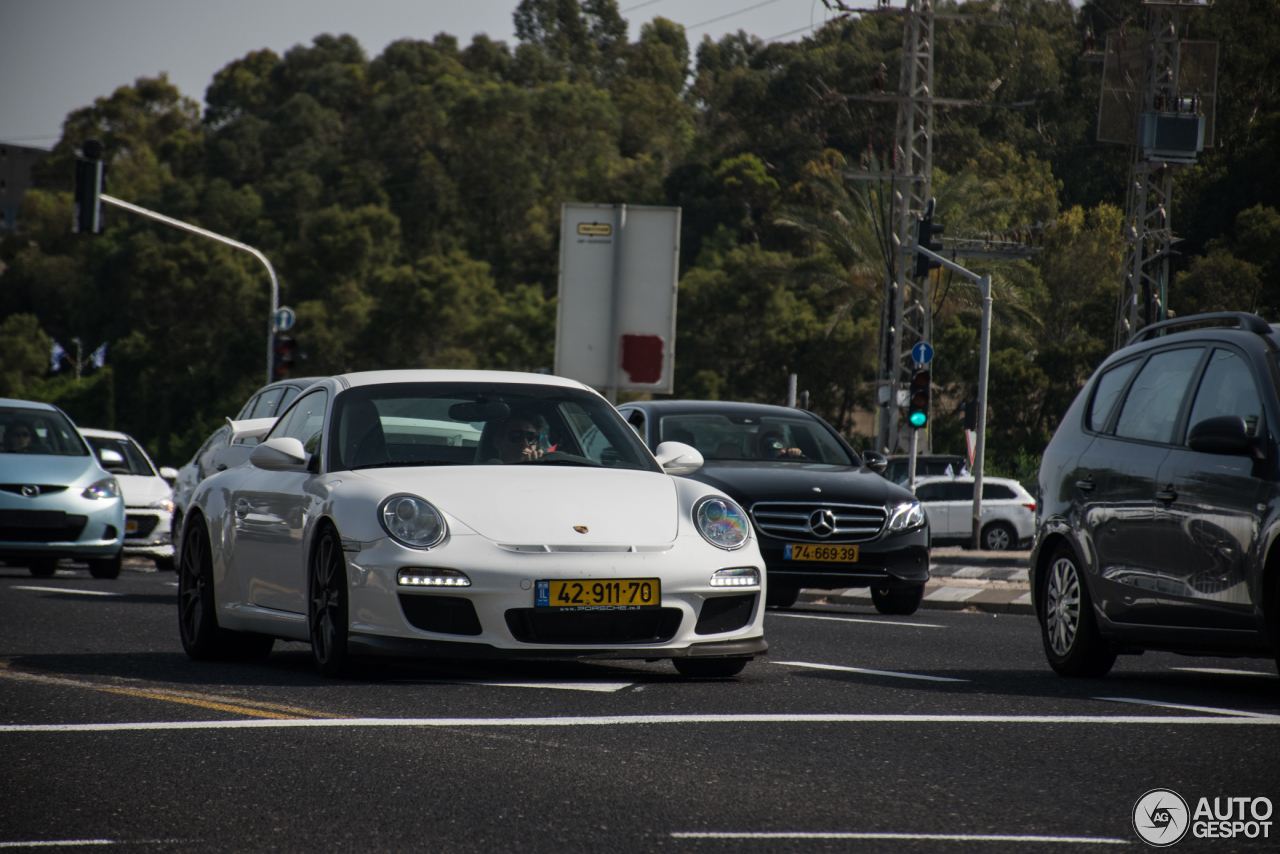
88;552;122;579
1039;543;1115;678
673;657;750;678
178;518;273;661
765;584;800;609
309;525;352;678
981;521;1017;552
27;558;57;578
871;585;925;616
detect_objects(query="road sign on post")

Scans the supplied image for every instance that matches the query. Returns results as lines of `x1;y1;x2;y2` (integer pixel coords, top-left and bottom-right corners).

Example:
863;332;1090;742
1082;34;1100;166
555;203;681;400
911;342;934;365
273;306;296;332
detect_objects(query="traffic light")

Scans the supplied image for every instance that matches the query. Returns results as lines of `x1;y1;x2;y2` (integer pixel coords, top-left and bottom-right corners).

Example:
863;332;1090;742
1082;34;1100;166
960;399;976;431
272;335;297;379
908;369;931;429
73;138;105;234
914;198;944;278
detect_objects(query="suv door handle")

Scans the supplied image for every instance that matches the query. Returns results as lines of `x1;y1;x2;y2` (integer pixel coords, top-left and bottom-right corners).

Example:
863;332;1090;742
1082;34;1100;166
1075;479;1096;492
1156;486;1177;502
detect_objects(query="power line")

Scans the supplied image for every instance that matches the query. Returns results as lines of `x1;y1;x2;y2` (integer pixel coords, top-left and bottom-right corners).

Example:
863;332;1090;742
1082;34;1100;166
621;0;667;11
687;0;788;32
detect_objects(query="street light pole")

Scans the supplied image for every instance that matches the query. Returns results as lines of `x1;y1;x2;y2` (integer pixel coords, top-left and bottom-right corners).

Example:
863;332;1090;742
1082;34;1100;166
99;194;280;386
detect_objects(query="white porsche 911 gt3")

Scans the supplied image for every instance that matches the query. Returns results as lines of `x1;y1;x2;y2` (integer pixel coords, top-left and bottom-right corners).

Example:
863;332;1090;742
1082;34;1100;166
178;370;767;677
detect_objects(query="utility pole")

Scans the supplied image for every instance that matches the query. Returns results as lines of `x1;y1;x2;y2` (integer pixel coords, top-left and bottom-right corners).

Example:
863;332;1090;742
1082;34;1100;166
1101;1;1217;347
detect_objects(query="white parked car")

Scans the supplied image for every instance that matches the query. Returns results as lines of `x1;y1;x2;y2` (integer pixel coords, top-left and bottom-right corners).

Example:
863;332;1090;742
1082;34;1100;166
179;370;767;678
913;474;1036;551
80;428;178;570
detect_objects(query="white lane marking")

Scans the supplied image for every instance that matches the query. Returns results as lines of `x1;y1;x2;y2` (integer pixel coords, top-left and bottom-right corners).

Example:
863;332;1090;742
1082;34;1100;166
404;679;636;693
7;713;1279;733
775;660;967;682
0;842;113;848
771;613;945;629
925;587;981;602
1094;696;1276;718
1171;666;1277;678
951;567;988;578
10;586;122;597
670;832;1128;844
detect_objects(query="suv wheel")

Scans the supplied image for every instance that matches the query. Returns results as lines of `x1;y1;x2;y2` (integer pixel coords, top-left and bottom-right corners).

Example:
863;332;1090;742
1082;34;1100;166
766;585;800;609
981;521;1016;552
1040;544;1115;677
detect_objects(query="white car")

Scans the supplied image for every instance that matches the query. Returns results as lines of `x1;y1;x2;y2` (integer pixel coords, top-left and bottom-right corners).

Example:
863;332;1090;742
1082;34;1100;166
913;474;1036;551
179;370;768;678
80;428;178;570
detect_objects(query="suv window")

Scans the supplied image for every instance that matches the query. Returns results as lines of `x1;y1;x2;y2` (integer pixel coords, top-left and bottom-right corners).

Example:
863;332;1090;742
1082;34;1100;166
983;484;1017;500
1114;348;1204;443
1187;349;1264;438
916;482;948;502
250;388;285;419
1088;359;1140;432
271;389;329;455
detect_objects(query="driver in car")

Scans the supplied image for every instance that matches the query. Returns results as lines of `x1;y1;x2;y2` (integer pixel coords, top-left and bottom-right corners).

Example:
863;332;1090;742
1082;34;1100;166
3;421;34;453
759;429;803;460
493;413;549;463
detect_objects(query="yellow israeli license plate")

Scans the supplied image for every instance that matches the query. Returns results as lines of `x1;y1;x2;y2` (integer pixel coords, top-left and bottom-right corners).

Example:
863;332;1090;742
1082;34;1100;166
535;578;660;610
125;520;138;534
784;543;859;563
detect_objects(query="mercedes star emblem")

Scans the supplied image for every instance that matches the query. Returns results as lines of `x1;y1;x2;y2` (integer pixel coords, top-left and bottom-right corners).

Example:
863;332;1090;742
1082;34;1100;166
808;508;836;537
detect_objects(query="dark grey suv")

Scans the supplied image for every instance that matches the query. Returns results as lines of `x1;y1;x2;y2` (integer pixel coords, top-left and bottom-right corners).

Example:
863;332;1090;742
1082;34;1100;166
1033;313;1280;677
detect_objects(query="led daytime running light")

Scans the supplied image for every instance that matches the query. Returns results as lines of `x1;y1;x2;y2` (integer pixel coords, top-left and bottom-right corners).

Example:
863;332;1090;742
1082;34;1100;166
397;568;471;587
710;567;760;587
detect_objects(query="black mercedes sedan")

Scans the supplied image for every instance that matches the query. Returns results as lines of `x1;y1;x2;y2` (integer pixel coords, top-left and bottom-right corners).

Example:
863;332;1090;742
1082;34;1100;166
618;400;930;614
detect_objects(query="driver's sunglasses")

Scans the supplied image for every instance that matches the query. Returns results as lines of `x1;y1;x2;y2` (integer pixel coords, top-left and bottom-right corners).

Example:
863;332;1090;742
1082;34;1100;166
505;430;541;444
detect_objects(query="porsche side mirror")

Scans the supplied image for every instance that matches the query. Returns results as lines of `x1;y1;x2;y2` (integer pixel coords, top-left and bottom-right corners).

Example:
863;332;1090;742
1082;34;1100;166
862;450;887;473
655;441;703;476
250;437;310;472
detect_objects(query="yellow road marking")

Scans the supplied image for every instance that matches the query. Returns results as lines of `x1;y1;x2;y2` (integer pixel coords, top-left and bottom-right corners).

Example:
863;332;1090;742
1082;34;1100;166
0;661;343;720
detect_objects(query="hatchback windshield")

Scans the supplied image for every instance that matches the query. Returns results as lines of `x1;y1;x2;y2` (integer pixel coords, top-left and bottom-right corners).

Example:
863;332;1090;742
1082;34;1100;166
329;383;660;473
0;406;89;457
85;435;157;477
658;413;853;465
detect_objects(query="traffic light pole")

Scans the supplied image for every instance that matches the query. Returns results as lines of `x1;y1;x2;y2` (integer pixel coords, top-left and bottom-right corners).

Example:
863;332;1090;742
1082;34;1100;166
912;244;992;550
98;194;280;386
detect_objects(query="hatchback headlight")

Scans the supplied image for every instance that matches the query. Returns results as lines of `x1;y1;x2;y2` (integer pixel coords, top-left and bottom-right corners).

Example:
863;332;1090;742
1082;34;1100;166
82;477;120;500
379;495;447;549
887;500;925;532
149;497;175;514
694;496;750;550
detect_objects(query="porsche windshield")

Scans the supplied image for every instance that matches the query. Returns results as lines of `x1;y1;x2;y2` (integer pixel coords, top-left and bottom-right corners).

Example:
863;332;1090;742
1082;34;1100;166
329;383;660;473
658;412;853;465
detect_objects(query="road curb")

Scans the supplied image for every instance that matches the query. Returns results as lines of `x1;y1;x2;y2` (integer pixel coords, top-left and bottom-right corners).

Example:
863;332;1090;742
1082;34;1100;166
799;585;1036;616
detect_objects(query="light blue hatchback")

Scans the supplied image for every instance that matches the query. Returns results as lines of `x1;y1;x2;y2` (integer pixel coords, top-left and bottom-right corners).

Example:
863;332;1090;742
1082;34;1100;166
0;399;126;578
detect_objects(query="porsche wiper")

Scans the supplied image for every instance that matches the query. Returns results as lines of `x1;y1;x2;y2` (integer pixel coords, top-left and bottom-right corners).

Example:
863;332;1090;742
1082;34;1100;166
352;460;460;470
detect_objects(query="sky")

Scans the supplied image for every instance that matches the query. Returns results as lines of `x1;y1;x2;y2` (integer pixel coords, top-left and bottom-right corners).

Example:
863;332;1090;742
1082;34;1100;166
0;0;847;148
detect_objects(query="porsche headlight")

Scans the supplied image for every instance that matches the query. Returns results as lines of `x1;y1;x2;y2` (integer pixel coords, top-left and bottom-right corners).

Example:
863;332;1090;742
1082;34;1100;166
694;496;750;550
379;495;447;549
887;500;925;532
82;477;120;500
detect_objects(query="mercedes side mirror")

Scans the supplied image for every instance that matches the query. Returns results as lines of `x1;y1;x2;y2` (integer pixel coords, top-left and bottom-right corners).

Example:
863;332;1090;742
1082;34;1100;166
862;450;887;473
1187;415;1253;457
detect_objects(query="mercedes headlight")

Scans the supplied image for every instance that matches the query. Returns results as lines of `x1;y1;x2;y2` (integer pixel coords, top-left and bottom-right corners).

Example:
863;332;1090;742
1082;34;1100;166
694;496;750;550
82;477;121;500
379;495;447;549
887;500;925;532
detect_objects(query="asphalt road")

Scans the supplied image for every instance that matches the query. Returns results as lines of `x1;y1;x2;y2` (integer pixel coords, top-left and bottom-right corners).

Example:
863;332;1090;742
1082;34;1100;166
2;561;1278;853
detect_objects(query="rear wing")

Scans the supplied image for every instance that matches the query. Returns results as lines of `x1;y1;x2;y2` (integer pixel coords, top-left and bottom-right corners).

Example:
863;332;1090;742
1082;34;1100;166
226;416;277;446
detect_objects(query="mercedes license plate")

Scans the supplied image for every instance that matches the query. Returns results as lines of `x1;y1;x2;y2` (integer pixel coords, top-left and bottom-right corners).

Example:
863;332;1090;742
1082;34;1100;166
784;543;859;563
535;578;660;610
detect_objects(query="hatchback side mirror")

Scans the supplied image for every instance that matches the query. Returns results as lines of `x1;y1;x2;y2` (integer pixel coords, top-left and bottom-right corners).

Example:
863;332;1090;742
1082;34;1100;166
159;466;179;483
1188;415;1254;456
862;450;887;473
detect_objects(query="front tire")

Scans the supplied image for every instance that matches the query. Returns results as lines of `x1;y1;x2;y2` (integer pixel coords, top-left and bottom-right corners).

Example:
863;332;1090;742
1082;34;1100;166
88;552;122;579
1040;544;1115;677
309;525;352;678
981;521;1016;552
179;518;273;661
673;657;749;678
27;558;58;578
871;585;924;616
766;584;800;609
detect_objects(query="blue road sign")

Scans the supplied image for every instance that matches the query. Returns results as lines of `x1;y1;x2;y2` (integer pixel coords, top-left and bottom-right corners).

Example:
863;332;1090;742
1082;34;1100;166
273;306;296;332
911;342;934;364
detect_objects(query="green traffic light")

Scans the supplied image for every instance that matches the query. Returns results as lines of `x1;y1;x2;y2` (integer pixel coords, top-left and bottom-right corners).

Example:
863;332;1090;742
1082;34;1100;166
909;411;928;428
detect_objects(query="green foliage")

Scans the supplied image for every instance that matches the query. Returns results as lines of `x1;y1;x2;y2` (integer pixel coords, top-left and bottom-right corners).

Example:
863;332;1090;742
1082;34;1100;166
0;314;52;397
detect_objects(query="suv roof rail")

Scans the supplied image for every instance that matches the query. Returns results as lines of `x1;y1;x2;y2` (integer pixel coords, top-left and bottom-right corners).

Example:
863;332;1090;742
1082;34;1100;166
1126;312;1273;347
